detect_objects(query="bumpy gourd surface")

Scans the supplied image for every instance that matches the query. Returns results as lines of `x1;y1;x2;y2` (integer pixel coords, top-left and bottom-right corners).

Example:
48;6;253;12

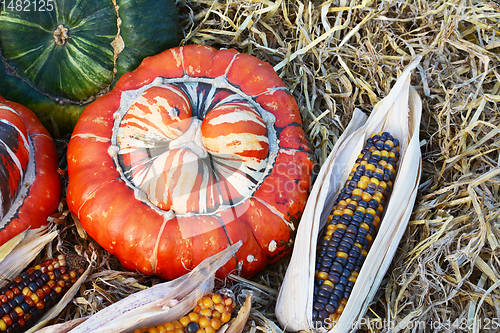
67;45;313;280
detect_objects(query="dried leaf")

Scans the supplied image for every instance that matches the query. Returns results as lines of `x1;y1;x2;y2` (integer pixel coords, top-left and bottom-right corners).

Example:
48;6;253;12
223;294;253;333
0;225;57;288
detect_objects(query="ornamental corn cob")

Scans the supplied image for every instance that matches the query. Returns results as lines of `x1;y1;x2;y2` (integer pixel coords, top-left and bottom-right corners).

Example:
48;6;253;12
0;254;83;333
313;132;400;325
134;290;236;333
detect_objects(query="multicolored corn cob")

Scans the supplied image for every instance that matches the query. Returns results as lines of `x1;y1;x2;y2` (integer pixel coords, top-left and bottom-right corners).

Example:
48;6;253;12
312;132;400;324
134;290;236;333
0;254;84;333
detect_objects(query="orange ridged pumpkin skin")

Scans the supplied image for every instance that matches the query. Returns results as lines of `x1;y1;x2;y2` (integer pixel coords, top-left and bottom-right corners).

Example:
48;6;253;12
67;45;313;280
0;96;61;246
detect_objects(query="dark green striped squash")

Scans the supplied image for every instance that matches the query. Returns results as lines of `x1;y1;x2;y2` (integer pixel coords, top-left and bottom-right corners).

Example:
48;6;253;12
0;0;179;135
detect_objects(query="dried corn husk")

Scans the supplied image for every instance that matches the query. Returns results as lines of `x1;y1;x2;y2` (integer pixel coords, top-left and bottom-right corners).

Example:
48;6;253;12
38;241;244;333
276;56;423;332
222;294;253;333
0;225;57;287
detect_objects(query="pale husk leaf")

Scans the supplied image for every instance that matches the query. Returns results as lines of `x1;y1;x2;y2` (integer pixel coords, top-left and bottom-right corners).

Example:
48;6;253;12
32;318;87;333
0;225;57;288
276;56;423;332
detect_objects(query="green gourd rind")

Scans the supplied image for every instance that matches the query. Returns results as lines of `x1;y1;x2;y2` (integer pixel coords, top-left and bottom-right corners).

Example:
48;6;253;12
116;0;180;78
0;0;118;100
0;0;179;135
0;62;86;136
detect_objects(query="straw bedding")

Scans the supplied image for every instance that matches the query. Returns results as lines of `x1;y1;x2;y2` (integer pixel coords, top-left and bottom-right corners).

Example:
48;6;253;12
44;0;500;332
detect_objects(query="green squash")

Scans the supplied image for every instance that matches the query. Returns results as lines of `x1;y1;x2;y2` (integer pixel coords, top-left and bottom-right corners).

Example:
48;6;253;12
0;0;179;135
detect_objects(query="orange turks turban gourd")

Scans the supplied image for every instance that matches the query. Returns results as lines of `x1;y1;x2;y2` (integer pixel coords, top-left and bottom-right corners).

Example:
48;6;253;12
67;45;313;280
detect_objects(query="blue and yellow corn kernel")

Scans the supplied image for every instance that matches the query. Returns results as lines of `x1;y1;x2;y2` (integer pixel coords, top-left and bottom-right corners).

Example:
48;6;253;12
313;132;400;325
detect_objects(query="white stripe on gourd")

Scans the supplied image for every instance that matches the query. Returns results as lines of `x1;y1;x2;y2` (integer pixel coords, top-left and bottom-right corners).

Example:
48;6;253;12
112;76;279;217
0;103;36;227
119;86;192;150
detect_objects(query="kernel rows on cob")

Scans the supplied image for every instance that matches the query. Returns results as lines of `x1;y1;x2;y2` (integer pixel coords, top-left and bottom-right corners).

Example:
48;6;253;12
134;290;236;333
0;254;84;333
312;132;400;325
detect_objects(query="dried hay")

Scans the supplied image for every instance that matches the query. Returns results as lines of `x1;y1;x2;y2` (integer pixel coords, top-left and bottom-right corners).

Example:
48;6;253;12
40;0;500;331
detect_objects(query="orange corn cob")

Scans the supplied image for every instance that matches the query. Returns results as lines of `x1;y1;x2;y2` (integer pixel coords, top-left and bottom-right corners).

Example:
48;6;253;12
134;290;236;333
